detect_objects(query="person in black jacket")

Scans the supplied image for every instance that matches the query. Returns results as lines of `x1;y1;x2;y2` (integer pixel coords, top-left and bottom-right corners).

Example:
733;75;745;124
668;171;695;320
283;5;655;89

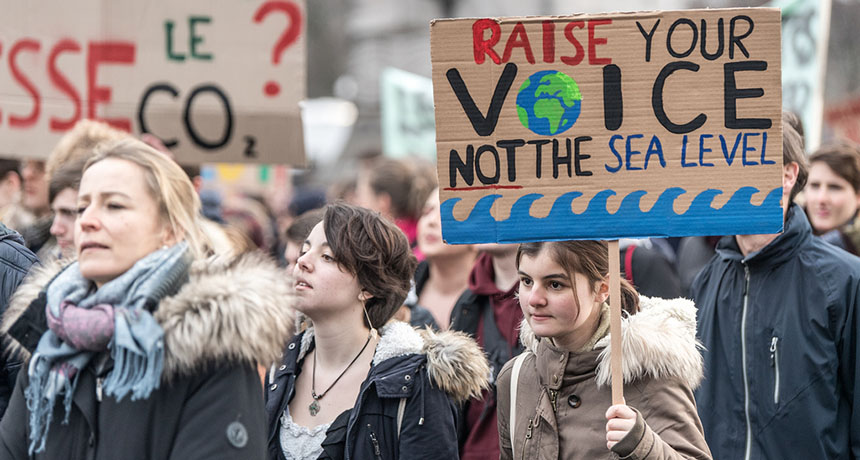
691;114;860;459
0;223;38;418
265;203;488;460
0;139;295;459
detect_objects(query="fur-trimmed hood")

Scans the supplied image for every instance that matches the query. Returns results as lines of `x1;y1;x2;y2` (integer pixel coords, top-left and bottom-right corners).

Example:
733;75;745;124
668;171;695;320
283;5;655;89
519;295;704;389
297;321;489;403
1;252;295;379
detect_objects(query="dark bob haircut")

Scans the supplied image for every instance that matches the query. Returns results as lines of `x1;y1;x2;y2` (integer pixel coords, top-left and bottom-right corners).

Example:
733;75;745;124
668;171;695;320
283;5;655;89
323;202;417;329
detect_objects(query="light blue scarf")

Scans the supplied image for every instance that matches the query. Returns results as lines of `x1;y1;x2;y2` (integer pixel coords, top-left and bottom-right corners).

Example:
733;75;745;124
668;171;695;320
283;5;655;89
26;242;191;454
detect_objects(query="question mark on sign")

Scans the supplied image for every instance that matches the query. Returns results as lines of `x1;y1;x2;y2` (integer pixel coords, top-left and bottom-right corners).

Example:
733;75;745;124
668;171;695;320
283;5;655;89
253;0;302;98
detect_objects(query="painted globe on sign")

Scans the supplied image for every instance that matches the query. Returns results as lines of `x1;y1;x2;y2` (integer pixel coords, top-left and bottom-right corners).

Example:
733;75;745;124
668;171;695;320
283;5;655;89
515;70;582;136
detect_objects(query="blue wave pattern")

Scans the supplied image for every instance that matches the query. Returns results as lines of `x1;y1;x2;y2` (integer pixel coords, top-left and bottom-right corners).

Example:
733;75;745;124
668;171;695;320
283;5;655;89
440;187;784;243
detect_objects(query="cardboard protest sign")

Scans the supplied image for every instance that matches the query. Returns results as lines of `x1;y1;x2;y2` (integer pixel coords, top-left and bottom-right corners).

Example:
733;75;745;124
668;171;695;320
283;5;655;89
430;8;783;244
0;0;306;165
381;67;437;162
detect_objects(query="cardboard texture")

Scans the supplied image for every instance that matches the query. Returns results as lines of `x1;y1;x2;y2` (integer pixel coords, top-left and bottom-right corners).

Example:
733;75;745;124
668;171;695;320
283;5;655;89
0;0;306;165
430;8;783;244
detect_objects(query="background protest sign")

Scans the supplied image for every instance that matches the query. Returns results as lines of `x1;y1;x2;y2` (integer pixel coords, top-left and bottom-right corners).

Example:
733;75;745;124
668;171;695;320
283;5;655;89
0;0;306;165
380;67;437;162
430;8;783;244
770;0;831;150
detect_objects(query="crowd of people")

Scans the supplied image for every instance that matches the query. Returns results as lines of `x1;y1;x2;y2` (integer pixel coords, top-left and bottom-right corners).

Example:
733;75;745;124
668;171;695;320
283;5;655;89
0;111;857;459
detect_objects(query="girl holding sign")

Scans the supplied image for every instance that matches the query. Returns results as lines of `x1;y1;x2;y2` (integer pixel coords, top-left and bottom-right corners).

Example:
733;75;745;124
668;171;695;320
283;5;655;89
496;240;711;460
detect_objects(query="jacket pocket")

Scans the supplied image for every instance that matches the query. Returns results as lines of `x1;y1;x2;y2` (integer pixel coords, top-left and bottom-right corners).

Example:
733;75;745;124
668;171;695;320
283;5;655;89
367;424;383;460
769;336;780;405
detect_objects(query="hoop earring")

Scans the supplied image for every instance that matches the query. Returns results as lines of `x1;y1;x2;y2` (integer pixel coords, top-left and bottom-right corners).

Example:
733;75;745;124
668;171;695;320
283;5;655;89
363;305;378;339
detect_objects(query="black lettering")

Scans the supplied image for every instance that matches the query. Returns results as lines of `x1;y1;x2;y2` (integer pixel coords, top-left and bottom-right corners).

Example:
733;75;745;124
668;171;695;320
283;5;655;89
527;139;550;179
496;139;524;182
667;18;698;58
552;139;570;179
700;18;725;60
636;20;660;62
243;136;257;158
475;145;500;184
138;83;180;148
603;65;623;131
449;146;474;187
724;61;771;129
446;62;517;136
652;61;706;134
729;15;753;59
184;84;233;150
574;136;593;176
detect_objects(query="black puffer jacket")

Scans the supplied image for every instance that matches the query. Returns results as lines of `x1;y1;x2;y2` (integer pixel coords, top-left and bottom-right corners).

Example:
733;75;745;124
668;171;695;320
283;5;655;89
0;253;294;460
0;223;38;417
265;322;489;460
692;204;860;460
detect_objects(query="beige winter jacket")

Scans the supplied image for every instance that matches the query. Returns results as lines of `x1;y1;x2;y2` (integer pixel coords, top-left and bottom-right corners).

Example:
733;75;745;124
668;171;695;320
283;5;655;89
497;296;712;460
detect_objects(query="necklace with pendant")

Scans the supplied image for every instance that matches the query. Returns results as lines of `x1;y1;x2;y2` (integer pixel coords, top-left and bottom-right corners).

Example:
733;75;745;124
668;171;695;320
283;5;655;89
309;331;373;416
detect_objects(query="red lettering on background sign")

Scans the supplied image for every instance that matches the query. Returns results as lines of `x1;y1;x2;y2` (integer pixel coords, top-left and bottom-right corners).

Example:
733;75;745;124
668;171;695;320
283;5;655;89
48;39;82;132
87;41;135;131
9;39;41;128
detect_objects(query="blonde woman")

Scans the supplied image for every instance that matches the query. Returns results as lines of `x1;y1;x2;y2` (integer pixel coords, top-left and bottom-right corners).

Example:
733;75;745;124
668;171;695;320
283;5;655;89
0;139;294;459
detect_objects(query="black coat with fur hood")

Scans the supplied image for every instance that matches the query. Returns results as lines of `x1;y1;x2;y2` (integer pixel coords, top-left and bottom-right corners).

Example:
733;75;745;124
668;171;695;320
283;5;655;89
265;321;490;460
0;253;294;460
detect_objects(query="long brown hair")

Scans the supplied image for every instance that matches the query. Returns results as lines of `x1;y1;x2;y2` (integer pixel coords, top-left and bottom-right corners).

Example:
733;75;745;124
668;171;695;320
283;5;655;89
516;240;640;316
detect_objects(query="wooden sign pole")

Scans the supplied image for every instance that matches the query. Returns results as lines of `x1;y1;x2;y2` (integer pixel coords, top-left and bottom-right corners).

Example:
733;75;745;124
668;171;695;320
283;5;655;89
607;240;624;405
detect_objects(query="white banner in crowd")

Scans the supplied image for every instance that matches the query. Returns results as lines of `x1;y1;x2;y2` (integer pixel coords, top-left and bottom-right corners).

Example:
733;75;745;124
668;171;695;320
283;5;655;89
771;0;831;151
380;67;437;162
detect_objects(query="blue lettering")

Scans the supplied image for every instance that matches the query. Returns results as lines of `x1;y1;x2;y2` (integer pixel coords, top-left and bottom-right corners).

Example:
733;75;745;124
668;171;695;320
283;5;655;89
719;133;741;166
644;136;666;169
698;134;715;167
760;132;775;164
606;134;623;173
742;132;759;166
681;135;696;167
625;134;644;171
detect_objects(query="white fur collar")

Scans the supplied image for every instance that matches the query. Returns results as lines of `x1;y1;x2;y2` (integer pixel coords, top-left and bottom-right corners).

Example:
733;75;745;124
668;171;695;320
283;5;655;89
519;295;704;389
296;321;490;403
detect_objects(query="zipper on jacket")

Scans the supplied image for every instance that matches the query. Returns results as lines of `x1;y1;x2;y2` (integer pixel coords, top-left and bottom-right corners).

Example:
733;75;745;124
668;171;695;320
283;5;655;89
96;377;104;402
770;336;780;405
368;427;382;460
525;418;533;439
549;389;558;413
740;265;752;460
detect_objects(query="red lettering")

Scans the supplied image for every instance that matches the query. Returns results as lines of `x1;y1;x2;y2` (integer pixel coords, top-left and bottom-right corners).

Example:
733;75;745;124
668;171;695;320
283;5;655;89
561;21;585;66
502;22;535;64
472;19;501;64
9;39;41;128
542;20;555;63
87;41;135;131
48;39;82;132
588;19;612;65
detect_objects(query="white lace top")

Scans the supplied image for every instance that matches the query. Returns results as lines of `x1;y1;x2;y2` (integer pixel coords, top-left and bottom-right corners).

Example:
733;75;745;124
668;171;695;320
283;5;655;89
279;409;332;460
